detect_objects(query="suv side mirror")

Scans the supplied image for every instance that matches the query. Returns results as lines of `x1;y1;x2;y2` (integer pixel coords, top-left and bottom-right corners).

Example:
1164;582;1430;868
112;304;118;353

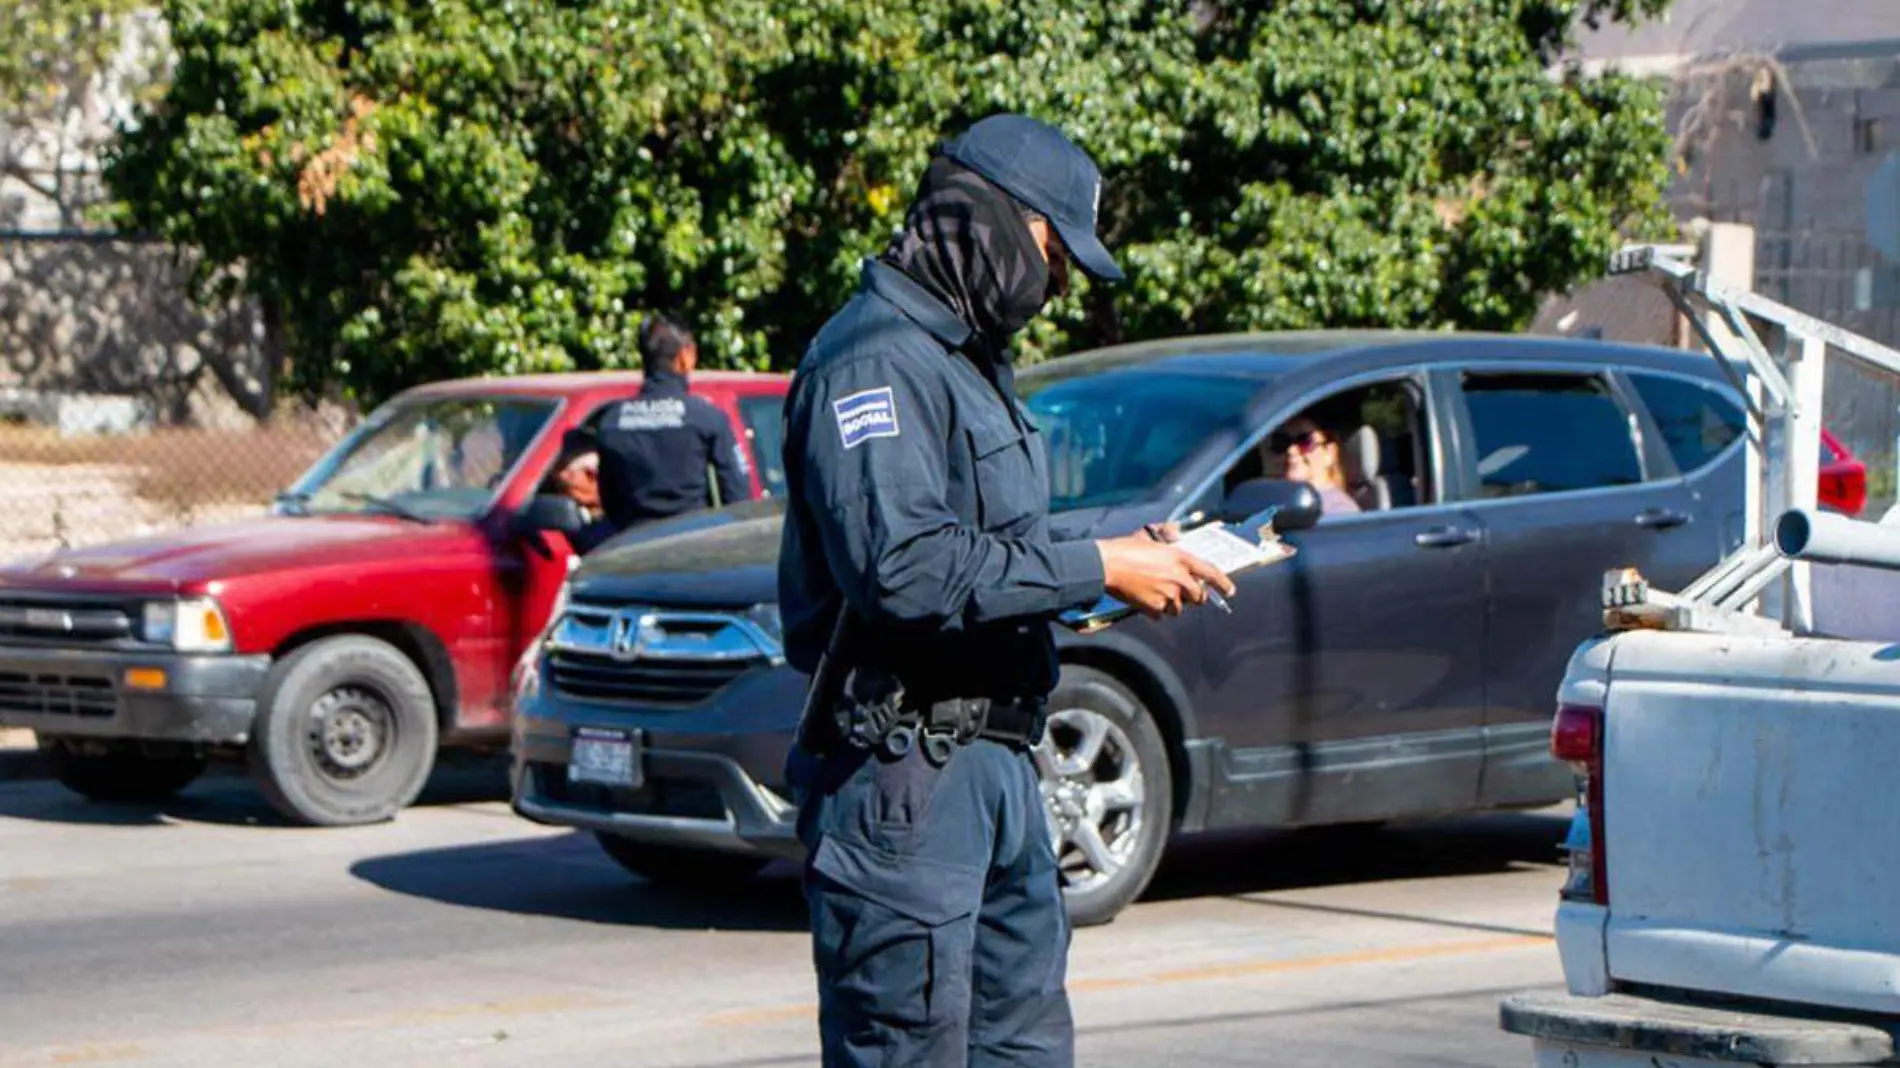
515;494;586;536
1219;478;1322;533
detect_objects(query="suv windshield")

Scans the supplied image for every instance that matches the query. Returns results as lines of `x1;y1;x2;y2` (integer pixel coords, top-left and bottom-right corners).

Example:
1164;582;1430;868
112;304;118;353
1020;370;1263;512
282;395;560;521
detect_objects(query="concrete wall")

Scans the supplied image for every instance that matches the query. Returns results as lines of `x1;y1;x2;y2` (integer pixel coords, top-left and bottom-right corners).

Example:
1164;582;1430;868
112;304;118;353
0;235;275;429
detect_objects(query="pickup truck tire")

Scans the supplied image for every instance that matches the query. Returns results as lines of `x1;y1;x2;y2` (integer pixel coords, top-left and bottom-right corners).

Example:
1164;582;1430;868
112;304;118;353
41;739;207;803
593;833;770;889
247;635;439;827
1040;666;1173;929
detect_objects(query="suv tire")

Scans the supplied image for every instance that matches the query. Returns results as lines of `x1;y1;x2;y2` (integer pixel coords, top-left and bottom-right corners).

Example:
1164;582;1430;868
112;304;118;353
1039;665;1174;928
42;738;207;803
248;635;439;827
594;833;769;889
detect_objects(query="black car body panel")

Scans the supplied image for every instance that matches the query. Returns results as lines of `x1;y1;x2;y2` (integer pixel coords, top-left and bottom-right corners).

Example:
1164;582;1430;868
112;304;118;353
510;331;1749;877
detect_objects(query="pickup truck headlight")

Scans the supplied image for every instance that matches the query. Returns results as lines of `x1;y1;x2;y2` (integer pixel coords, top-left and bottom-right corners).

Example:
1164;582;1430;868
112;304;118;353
142;598;234;653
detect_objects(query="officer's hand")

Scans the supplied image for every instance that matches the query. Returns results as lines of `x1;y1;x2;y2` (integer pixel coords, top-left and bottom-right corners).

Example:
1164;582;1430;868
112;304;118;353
1095;535;1236;619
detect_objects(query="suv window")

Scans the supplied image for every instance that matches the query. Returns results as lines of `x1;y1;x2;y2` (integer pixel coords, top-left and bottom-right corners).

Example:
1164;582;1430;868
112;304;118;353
1459;372;1642;499
1210;376;1433;521
738;394;788;498
1629;372;1745;474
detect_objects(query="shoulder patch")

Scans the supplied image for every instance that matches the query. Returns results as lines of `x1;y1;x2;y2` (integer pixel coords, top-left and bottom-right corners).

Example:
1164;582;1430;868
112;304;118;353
833;386;901;449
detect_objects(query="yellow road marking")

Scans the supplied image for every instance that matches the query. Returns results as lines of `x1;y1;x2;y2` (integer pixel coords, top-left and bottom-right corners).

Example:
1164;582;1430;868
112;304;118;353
4;932;1552;1062
704;932;1550;1028
48;1047;146;1065
1070;934;1549;991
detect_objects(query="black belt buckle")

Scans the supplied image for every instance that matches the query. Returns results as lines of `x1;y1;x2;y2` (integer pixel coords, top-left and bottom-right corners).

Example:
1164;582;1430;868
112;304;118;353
955;697;987;744
977;697;1045;749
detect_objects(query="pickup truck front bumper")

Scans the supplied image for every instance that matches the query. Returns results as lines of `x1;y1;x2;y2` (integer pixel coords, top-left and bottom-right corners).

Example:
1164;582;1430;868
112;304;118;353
1502;990;1898;1068
0;645;271;745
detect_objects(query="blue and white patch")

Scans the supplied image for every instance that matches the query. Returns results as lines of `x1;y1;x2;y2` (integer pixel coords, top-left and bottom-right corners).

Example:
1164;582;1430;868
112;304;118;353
833;386;901;449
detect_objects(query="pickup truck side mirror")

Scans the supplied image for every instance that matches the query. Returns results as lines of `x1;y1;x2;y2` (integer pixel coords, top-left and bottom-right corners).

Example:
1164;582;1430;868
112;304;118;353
1219;478;1322;533
515;494;587;536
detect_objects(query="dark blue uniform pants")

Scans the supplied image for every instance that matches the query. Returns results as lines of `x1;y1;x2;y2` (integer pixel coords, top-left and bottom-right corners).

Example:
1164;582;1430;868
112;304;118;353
790;737;1073;1067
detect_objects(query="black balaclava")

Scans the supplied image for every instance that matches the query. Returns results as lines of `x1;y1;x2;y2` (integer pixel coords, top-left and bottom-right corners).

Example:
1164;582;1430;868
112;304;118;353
879;155;1051;359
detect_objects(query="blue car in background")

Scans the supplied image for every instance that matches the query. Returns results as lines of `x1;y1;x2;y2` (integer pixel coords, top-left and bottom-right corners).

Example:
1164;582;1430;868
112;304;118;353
510;329;1754;926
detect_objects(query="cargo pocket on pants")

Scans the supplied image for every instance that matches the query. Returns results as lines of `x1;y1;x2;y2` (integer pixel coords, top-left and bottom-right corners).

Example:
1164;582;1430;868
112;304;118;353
808;834;983;1030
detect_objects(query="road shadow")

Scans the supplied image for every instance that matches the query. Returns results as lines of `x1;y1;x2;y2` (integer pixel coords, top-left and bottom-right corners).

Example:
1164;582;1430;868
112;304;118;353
349;828;809;933
0;750;514;829
1142;807;1571;906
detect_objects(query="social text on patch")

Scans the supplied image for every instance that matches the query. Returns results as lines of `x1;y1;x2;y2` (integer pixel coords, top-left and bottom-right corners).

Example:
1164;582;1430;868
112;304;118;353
834;387;900;449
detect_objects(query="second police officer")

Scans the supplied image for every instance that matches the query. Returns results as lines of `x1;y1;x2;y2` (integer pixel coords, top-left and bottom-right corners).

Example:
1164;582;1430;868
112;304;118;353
777;115;1235;1067
595;312;754;532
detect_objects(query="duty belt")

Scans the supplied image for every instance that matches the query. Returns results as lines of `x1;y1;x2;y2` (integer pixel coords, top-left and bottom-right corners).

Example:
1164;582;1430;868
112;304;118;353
855;693;1047;765
921;695;1046;748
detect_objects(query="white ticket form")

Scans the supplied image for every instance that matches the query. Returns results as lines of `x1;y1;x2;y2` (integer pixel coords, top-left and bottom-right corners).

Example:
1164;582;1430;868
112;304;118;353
1057;520;1296;633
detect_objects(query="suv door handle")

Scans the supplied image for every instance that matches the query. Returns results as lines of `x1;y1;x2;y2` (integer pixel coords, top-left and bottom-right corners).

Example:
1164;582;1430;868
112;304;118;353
1415;525;1478;549
1635;508;1690;530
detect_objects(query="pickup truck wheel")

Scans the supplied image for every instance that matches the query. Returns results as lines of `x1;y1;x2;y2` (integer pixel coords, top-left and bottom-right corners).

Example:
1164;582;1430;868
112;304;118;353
41;739;206;803
1036;666;1173;929
593;833;769;889
247;636;439;827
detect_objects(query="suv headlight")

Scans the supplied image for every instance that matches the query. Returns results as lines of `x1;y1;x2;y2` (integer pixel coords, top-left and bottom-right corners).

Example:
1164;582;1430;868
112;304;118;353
143;597;234;653
744;602;784;656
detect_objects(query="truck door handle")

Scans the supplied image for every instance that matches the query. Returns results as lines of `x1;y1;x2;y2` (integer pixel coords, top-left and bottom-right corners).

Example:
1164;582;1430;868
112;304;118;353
1635;508;1690;530
1415;525;1478;549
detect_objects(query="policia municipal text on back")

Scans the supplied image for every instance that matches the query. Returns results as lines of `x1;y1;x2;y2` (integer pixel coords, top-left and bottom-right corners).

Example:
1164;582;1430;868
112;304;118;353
777;115;1236;1068
594;314;753;531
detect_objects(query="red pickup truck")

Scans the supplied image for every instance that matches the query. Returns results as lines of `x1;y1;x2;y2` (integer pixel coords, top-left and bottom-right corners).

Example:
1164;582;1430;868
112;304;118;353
0;370;790;826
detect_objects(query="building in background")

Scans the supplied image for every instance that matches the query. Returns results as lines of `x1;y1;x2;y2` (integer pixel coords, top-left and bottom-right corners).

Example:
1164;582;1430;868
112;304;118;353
1537;0;1900;509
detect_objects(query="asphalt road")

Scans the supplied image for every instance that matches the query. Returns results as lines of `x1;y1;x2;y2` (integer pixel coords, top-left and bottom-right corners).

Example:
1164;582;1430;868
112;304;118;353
0;762;1571;1068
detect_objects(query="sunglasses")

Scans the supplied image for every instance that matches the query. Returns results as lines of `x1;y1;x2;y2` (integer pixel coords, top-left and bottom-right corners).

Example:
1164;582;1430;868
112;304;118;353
1269;429;1327;454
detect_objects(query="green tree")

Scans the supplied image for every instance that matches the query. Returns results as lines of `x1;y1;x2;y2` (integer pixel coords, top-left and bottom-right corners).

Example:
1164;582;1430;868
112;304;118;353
103;0;1677;407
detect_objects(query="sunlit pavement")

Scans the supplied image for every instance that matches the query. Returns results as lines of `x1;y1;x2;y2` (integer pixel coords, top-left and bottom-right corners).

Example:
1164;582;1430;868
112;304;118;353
0;764;1567;1068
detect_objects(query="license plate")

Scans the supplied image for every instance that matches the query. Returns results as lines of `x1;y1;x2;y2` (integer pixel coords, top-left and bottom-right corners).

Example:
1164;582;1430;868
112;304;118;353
568;727;642;789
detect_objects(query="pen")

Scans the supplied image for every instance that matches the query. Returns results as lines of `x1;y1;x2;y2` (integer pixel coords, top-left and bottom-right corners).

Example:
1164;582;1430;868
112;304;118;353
1144;523;1232;614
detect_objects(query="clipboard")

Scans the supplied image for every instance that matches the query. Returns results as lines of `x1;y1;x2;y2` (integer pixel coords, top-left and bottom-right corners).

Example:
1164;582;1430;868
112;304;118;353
1058;513;1297;634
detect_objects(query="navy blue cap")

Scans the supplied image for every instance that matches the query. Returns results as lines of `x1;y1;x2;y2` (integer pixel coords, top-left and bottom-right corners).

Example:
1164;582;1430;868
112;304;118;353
939;114;1124;284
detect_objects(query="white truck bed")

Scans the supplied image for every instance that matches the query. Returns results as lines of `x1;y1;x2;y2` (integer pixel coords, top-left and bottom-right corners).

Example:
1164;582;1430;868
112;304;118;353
1598;628;1900;1014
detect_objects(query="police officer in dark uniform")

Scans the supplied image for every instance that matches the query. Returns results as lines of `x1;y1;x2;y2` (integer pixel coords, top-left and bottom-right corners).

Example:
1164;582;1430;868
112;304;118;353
595;313;752;531
777;114;1235;1067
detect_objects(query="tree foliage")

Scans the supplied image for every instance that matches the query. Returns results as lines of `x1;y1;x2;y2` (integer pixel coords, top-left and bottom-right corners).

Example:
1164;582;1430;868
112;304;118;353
104;0;1678;406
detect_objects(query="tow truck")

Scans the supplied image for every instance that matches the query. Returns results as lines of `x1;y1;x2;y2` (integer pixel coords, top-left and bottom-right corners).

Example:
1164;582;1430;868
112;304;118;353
1500;245;1900;1067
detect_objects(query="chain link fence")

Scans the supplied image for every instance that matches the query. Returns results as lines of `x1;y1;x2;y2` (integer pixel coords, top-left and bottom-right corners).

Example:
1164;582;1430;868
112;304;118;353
0;229;357;564
0;411;352;565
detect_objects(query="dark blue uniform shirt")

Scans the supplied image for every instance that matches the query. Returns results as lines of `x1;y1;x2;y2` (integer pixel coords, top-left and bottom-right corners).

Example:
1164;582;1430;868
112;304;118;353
597;373;751;529
778;259;1106;703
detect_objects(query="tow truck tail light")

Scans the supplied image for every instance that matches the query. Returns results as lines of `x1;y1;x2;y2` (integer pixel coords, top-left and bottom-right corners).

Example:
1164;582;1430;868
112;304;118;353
1552;703;1608;907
